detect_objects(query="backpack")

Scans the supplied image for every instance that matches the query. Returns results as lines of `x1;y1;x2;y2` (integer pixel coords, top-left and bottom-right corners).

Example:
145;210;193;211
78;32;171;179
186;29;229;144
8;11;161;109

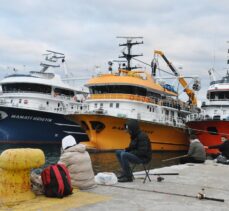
41;163;73;198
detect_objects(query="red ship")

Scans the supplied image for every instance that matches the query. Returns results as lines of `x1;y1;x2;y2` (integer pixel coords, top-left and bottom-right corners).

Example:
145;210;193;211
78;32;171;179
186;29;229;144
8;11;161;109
186;69;229;155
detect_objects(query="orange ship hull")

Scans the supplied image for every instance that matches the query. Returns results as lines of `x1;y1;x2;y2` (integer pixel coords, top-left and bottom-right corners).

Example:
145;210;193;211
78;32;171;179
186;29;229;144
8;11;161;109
69;114;189;151
187;120;229;155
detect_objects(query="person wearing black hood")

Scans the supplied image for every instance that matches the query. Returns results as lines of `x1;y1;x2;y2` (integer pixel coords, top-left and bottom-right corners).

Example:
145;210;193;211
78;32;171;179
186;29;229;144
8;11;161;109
115;119;152;182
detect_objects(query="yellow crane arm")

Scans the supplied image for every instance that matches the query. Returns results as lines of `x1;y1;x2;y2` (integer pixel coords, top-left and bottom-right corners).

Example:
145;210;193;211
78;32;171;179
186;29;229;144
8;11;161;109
154;50;197;106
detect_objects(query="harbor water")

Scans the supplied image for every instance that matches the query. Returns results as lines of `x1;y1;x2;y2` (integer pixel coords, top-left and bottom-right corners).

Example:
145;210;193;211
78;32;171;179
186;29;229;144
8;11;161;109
0;144;185;174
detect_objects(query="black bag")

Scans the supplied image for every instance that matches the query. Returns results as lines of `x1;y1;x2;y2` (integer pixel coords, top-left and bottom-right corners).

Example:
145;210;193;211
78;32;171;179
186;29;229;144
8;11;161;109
41;163;73;198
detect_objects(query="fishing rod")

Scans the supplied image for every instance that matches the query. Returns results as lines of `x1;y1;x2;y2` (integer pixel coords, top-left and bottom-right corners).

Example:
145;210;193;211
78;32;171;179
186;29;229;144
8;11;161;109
162;155;188;162
135;173;179;176
110;185;225;203
134;173;179;182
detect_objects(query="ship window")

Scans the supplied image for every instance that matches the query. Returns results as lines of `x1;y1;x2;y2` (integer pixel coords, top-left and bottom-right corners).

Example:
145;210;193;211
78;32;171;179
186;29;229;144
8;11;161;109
95;103;97;108
218;92;224;99
2;83;51;94
207;127;218;135
89;85;147;96
210;92;215;100
110;103;113;108
58;103;60;107
19;99;22;103
54;88;74;97
100;103;103;107
116;103;119;108
46;101;49;105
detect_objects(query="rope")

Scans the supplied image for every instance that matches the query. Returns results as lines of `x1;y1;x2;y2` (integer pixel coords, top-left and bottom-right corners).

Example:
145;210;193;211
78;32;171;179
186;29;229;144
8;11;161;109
187;127;229;137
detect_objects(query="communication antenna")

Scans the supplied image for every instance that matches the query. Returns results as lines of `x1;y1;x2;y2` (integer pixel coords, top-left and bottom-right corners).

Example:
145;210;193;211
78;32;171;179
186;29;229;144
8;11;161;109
40;50;65;73
117;36;143;71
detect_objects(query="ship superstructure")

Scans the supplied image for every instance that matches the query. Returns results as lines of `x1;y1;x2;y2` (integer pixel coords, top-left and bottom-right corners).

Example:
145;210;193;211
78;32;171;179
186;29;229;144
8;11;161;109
0;50;88;144
187;68;229;154
68;37;199;151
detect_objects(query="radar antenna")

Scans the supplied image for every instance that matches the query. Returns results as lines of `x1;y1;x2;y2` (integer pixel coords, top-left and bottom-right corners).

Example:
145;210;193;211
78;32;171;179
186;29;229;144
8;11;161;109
117;36;143;71
40;50;65;72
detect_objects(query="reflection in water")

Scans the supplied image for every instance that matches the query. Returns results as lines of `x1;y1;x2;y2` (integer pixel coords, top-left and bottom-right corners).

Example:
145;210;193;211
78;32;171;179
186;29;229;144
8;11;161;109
90;151;185;174
0;144;186;174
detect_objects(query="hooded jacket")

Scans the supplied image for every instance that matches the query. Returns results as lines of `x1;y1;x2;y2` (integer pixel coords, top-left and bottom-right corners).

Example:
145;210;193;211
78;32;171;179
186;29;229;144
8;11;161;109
125;119;152;163
58;144;96;190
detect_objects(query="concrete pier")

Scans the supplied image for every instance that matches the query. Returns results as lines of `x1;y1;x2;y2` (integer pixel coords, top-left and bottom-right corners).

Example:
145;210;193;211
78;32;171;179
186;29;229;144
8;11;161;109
79;160;229;211
1;160;228;211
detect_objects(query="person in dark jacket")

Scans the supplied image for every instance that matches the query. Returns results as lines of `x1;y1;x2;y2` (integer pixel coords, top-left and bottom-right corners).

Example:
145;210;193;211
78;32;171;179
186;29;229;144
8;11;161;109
115;119;152;182
207;135;229;164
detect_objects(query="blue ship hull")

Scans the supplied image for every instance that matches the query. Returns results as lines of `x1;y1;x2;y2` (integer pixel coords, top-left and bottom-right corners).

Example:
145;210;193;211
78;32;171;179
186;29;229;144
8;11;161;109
0;106;88;144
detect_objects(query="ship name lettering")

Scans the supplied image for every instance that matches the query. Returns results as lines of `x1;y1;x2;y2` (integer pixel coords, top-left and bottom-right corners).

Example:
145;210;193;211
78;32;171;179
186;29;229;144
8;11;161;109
11;114;52;122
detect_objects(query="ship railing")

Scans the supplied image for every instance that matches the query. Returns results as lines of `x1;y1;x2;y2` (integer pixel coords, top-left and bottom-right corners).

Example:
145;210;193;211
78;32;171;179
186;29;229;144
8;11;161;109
0;92;78;103
0;97;77;115
88;94;191;112
158;116;185;128
1;91;78;102
88;94;160;105
86;106;185;128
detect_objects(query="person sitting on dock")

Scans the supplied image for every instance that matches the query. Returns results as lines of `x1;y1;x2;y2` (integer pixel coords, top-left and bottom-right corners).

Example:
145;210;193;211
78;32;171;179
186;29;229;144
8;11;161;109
179;133;206;164
58;135;96;189
207;135;229;164
115;119;152;182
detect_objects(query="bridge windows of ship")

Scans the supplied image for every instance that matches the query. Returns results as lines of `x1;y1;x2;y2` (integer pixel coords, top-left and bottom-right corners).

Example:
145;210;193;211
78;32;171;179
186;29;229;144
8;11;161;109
208;91;229;101
54;88;74;98
2;83;52;94
116;103;119;108
110;103;113;108
89;85;147;96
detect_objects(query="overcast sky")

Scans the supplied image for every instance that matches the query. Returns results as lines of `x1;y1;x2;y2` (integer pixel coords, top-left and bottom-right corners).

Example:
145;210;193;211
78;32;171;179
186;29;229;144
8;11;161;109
0;0;229;102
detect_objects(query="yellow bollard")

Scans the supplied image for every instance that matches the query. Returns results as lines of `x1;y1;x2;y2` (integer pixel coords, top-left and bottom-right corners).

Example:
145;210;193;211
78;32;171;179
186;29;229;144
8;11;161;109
0;148;45;206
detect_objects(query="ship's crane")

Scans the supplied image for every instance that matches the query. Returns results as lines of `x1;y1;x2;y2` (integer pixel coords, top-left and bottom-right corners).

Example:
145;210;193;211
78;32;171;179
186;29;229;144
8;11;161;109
153;50;199;106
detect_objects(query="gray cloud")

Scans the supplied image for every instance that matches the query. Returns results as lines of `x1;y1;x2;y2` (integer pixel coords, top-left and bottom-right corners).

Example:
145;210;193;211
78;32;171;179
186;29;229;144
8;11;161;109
0;0;229;101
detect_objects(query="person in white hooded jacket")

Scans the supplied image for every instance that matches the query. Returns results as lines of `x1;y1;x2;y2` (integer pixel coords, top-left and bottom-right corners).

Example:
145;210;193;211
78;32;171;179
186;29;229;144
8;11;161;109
58;135;96;190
